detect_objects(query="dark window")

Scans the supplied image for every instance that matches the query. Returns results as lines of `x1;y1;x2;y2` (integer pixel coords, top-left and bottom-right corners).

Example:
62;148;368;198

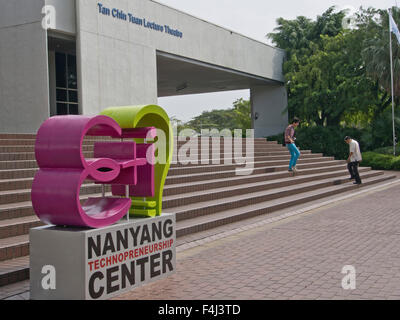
67;55;77;89
69;104;79;115
57;103;68;115
68;90;78;103
56;89;67;102
55;52;79;115
55;53;67;88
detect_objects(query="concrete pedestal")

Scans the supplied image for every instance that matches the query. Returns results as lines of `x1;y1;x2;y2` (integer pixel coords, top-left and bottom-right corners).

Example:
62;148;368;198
30;214;176;300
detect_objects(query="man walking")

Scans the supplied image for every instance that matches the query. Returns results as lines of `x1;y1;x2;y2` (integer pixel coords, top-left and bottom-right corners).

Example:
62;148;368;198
285;118;301;175
344;136;362;185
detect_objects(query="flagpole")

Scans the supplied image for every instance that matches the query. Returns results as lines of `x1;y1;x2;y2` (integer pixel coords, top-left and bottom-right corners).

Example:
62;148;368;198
389;9;397;156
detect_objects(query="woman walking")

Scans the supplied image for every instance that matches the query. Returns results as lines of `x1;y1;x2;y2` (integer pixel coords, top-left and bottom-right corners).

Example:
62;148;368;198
285;118;301;175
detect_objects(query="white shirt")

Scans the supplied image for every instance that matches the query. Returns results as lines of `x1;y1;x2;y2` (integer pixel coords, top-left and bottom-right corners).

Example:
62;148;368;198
349;140;362;162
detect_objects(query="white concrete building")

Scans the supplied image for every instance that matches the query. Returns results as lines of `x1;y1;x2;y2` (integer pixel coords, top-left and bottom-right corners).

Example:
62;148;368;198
0;0;287;137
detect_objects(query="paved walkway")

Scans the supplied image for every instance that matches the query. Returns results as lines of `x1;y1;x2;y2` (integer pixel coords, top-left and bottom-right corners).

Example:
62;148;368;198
114;180;400;300
3;177;400;300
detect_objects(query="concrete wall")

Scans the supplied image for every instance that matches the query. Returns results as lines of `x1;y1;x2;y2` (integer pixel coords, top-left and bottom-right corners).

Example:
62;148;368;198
45;0;76;35
76;0;285;116
251;85;288;138
0;0;49;133
0;0;287;133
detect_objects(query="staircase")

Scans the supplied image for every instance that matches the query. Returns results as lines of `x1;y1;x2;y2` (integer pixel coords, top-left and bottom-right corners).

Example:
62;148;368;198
0;134;396;287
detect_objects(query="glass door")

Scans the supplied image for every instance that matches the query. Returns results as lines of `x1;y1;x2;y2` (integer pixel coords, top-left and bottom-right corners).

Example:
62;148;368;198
55;52;79;115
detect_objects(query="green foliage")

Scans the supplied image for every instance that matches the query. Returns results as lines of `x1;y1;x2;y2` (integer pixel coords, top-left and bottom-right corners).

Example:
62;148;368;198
373;145;400;155
362;7;400;97
266;5;400;159
268;6;400;129
267;126;365;160
268;7;360;126
360;107;400;150
361;152;400;170
175;98;251;134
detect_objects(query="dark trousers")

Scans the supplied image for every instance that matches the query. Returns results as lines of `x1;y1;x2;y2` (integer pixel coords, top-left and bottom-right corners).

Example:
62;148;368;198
347;161;361;184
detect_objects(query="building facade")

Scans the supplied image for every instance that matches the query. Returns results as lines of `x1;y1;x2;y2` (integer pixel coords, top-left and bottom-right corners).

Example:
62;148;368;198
0;0;287;137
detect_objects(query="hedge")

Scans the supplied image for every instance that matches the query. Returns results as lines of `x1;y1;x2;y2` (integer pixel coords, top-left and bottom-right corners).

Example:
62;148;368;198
361;152;400;170
266;126;400;170
266;126;364;160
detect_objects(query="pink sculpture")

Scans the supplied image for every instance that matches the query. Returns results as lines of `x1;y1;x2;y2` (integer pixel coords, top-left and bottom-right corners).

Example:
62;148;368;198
31;115;156;228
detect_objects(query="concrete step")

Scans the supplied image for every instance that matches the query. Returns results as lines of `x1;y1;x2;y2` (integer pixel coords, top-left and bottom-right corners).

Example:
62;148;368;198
175;146;280;151
0;182;110;206
163;167;372;197
0;177;98;192
0;167;373;221
0;256;29;287
0;151;317;180
175;173;396;237
0;216;43;240
0;137;273;150
170;171;385;221
0;235;29;262
0;201;37;221
0;145;282;155
167;157;337;176
0;157;336;191
0;145;94;153
0;172;394;287
0;134;36;139
0;160;38;170
165;161;347;185
0;168;370;225
0;153;325;173
0;188;114;222
170;152;323;166
0;150;317;162
0;159;345;205
0;137;272;142
0;135;391;289
163;170;383;210
0;136;273;144
174;150;313;159
0;151;98;161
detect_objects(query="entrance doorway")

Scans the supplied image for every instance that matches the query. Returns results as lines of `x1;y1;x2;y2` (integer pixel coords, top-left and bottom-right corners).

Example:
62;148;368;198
54;52;78;115
48;36;79;116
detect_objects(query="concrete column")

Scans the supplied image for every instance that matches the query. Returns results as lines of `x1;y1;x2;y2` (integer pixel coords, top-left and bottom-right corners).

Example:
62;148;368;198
251;85;288;138
76;0;158;116
0;0;49;133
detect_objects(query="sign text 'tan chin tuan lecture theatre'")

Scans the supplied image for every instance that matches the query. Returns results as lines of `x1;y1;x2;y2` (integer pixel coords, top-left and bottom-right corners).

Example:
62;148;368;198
97;2;184;38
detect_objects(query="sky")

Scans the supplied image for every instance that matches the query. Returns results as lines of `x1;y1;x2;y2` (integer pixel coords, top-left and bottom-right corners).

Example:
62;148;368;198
157;0;397;122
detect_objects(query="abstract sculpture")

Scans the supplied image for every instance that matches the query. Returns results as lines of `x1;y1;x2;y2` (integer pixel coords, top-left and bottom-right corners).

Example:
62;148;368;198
100;105;173;218
31;111;166;228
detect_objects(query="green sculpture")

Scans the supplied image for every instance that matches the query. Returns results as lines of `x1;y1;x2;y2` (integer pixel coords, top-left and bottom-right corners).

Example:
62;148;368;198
100;105;173;217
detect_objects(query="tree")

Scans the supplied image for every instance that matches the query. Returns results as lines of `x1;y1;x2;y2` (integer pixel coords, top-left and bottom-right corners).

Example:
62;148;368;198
362;7;400;98
177;98;252;134
232;98;251;130
267;6;391;127
268;7;350;125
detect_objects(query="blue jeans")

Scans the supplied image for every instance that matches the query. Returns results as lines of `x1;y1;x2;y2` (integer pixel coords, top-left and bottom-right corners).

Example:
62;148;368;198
287;143;301;170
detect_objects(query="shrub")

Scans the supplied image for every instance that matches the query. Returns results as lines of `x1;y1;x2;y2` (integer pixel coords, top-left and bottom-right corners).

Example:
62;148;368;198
361;152;393;170
361;151;400;170
267;126;365;160
372;145;400;155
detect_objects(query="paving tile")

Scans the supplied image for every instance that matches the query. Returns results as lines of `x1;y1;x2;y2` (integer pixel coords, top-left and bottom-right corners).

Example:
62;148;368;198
112;182;400;300
1;136;400;300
